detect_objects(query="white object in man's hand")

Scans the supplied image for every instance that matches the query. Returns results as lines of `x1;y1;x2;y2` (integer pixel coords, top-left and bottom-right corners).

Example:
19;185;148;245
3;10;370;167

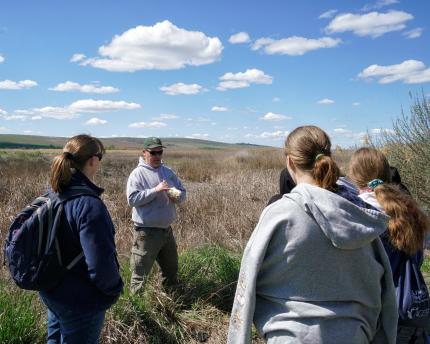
167;187;182;201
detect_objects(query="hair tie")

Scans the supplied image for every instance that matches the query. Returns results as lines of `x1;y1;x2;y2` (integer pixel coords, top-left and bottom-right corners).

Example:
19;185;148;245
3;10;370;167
368;179;384;190
62;151;74;160
315;153;324;162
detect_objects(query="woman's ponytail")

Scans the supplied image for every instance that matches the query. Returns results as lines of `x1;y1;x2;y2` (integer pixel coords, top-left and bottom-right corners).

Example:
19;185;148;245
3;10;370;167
312;155;340;192
50;152;73;193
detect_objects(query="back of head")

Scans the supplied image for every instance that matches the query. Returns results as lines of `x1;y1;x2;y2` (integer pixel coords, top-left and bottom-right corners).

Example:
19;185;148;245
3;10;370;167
50;134;105;193
284;125;340;192
349;147;429;255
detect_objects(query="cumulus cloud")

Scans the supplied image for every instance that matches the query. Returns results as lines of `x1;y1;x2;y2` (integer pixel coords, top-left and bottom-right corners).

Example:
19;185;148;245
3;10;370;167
333;128;352;134
128;121;167;128
77;20;223;72
402;28;423;39
211;106;228;112
160;82;206;95
361;0;399;12
14;99;141;120
0;80;38;90
358;59;430;84
152;113;179;120
252;36;341;56
0;126;8;132
260;112;292;121
189;133;209;138
325;11;413;38
50;81;119;94
229;32;251;44
259;130;289;139
70;53;86;63
319;9;338;19
352;102;361;106
0;54;4;63
371;128;395;134
217;68;273;91
317;98;335;105
69;99;141;112
272;97;281;102
85;117;108;125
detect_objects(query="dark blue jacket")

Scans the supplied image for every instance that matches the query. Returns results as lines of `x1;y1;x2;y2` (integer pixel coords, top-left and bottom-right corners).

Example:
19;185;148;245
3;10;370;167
40;170;123;311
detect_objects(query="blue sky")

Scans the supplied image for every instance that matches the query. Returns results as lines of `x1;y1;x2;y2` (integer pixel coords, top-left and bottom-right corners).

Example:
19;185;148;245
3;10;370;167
0;0;429;146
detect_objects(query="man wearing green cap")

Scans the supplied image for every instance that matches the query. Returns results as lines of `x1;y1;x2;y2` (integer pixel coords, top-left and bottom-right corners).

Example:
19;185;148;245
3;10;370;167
126;137;186;294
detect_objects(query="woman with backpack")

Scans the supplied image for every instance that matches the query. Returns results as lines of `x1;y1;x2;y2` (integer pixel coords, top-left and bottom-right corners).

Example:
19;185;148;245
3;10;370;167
40;134;123;343
227;126;397;344
348;147;430;343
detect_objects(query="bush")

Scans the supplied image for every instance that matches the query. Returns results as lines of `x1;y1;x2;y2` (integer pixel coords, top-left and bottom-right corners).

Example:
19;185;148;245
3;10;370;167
371;93;430;211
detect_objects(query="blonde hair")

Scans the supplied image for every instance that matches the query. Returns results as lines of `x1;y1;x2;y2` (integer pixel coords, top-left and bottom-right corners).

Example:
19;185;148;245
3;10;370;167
50;134;105;193
349;147;429;255
284;125;340;191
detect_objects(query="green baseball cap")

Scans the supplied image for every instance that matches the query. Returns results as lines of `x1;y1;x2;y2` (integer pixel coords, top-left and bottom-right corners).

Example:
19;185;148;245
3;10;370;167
143;137;165;149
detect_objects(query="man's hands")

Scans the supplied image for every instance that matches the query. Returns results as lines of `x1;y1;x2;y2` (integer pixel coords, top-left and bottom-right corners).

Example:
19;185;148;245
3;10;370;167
155;180;169;193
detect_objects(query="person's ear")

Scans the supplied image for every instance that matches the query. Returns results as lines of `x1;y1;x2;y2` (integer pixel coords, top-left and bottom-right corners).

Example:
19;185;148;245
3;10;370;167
286;156;297;183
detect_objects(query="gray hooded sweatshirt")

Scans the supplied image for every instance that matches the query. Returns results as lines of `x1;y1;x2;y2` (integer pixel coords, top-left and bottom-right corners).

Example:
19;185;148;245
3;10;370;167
228;183;397;344
126;157;186;228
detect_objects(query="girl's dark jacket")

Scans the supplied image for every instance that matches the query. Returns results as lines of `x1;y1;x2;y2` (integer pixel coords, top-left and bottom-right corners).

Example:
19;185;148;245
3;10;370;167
40;170;123;311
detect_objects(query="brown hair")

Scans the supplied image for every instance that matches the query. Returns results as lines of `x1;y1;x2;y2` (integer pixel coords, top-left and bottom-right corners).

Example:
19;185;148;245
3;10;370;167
50;134;105;193
349;147;429;255
284;125;340;191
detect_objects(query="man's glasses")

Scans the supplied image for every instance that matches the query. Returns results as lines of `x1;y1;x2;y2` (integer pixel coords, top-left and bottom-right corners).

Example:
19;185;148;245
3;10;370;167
148;150;163;156
94;153;103;161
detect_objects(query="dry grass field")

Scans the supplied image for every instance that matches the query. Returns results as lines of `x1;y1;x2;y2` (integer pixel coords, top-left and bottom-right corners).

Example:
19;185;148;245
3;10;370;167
0;143;426;343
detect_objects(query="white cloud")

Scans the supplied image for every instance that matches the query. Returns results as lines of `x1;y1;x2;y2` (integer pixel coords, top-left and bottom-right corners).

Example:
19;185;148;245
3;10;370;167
50;81;119;94
128;121;167;128
352;102;361;106
317;98;335;105
31;106;79;120
361;0;399;12
160;82;206;95
1;114;27;121
85;117;108;125
78;20;223;72
217;68;273;91
319;9;338;19
69;99;141;112
229;32;251;44
70;53;86;63
0;126;9;132
0;107;7;115
31;116;42;120
402;28;423;39
333;128;352;134
246;130;289;139
272;97;281;102
260;112;292;121
358;59;430;84
252;36;341;56
325;11;413;38
152;113;179;120
0;79;38;90
0;55;4;63
14;99;141;120
371;128;395;134
190;133;209;138
211;106;228;112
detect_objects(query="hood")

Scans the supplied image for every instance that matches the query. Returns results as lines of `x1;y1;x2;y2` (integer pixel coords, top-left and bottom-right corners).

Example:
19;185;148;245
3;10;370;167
138;156;164;170
286;183;389;250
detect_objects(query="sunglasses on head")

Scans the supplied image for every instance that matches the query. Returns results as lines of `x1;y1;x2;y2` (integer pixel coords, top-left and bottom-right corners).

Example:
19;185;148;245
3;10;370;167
94;153;103;161
148;149;163;156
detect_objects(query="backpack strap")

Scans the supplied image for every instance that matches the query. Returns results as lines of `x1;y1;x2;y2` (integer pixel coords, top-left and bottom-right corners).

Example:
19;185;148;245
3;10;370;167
49;185;100;270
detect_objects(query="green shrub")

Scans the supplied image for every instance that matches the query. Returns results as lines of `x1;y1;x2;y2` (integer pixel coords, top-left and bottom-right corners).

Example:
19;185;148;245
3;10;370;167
0;282;45;344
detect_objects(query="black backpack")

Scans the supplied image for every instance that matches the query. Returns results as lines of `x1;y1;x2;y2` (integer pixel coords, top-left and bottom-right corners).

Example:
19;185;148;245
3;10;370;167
3;185;99;291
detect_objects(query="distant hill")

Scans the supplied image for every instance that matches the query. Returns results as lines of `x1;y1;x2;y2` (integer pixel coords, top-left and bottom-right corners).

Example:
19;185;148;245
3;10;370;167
0;134;265;150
